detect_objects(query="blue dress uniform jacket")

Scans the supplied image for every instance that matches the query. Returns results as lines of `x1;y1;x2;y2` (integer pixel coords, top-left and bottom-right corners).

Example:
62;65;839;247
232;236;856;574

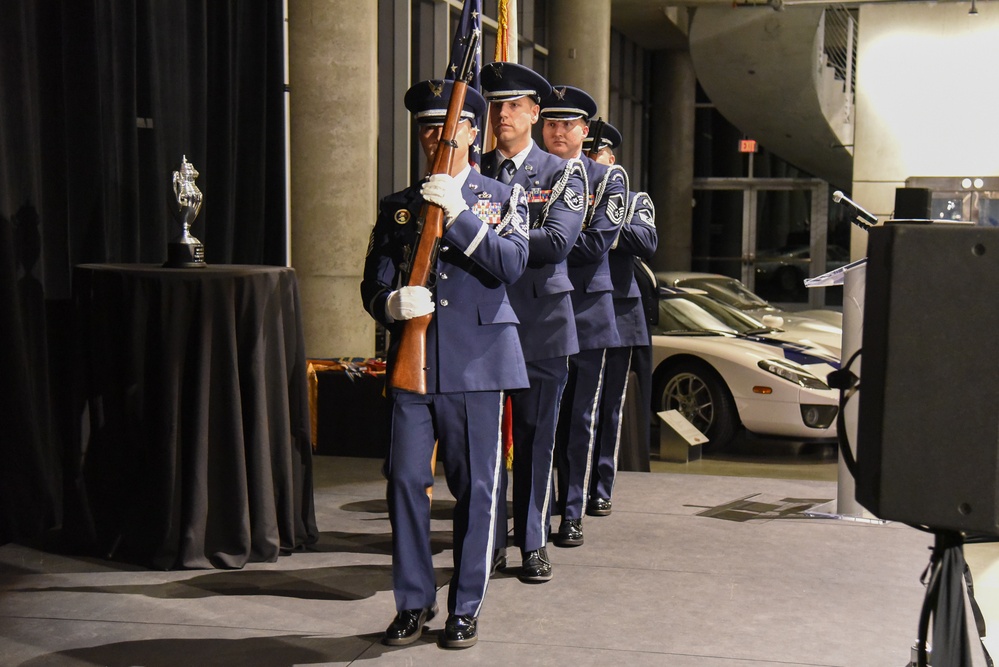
567;158;629;352
589;191;659;505
361;171;531;393
361;171;530;620
555;158;629;525
481;144;588;555
609;191;659;348
481;144;586;361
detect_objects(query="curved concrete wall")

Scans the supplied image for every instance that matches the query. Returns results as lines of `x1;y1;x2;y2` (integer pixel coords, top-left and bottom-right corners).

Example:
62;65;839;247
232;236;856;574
689;6;853;189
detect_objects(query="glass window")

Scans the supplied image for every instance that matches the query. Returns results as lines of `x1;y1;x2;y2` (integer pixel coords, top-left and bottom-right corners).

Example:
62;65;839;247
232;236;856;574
608;29;650;191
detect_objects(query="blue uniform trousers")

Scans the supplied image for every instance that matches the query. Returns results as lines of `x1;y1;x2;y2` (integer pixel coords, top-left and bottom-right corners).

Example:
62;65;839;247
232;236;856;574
510;356;570;552
631;343;653;455
556;347;607;521
589;346;633;502
387;390;505;618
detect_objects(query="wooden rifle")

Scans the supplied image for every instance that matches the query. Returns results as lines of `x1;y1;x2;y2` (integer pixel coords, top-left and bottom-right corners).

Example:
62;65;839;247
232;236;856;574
389;31;479;395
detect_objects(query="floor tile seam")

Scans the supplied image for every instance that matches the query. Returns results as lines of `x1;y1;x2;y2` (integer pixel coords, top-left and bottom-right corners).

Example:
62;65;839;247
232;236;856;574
0;564;400;582
628;470;837;481
611;510;919;534
319;475;838;490
526;560;929;588
442;637;841;666
314;489;387;496
719;516;889;529
0;612;335;636
647;472;839;484
585;510;892;530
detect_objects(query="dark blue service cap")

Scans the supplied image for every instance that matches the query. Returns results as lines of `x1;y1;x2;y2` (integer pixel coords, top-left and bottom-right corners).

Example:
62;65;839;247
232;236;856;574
480;62;552;103
539;85;597;121
582;121;622;152
404;79;487;126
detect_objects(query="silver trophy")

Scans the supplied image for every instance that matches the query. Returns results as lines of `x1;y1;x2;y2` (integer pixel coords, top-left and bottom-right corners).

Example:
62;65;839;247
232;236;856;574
164;155;206;268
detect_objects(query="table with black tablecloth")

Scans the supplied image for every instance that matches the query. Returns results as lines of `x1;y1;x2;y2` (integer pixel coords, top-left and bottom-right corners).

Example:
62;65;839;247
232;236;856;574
69;264;318;569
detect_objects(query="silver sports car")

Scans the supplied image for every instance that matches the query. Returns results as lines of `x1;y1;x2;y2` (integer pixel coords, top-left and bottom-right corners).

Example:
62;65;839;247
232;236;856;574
651;288;840;452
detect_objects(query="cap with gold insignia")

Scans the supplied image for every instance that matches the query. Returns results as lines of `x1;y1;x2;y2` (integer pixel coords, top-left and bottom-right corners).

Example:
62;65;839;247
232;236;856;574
539;85;597;121
480;62;552;104
404;79;487;126
582;121;622;153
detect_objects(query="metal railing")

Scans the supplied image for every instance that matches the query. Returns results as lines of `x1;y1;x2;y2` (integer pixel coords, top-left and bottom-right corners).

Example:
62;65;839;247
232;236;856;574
821;5;858;122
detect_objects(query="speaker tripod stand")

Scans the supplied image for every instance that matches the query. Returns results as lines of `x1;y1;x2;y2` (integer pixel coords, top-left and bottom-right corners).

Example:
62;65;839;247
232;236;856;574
907;530;992;667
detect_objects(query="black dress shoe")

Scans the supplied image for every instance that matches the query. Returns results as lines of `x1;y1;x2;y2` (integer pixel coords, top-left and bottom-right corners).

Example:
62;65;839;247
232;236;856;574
519;547;553;583
382;602;438;646
554;518;583;547
439;614;478;648
586;497;612;517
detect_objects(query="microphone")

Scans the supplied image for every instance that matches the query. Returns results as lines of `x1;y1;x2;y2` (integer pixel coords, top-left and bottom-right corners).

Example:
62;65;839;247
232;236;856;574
833;190;877;230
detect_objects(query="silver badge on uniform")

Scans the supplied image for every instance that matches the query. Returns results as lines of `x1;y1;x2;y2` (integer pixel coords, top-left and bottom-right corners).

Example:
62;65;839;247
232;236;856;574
563;187;584;212
607;194;626;225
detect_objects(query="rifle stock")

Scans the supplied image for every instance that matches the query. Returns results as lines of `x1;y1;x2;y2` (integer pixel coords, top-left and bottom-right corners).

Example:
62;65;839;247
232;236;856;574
389;79;471;394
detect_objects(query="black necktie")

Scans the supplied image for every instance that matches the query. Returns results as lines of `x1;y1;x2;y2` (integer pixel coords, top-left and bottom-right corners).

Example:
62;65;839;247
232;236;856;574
498;159;516;185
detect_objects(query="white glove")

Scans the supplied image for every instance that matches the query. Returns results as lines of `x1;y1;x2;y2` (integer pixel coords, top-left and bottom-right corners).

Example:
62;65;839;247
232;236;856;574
420;173;468;226
385;285;435;322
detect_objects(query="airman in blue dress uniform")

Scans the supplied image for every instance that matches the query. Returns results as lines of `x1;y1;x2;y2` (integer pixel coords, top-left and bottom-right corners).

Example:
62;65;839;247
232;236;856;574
583;123;658;515
361;79;531;649
541;86;629;548
479;62;587;583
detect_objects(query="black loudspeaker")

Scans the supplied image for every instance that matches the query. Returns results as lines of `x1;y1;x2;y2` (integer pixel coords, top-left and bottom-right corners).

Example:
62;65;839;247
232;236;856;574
857;223;999;535
893;187;932;220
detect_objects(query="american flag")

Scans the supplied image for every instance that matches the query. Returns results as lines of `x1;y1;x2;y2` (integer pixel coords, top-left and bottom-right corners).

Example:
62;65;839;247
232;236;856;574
444;0;483;165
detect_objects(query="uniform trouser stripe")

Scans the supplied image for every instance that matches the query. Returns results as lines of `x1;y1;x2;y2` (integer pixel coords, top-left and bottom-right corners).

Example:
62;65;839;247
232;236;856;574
511;356;570;551
579;350;607;514
388;390;504;618
559;348;607;520
473;390;505;617
610;350;633;475
386;392;441;612
592;346;633;501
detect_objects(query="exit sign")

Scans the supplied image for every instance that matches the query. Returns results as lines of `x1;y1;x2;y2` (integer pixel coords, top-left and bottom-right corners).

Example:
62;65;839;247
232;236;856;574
739;139;758;153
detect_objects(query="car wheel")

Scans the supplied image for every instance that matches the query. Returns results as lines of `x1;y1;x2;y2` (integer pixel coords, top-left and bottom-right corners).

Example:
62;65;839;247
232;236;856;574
654;360;739;452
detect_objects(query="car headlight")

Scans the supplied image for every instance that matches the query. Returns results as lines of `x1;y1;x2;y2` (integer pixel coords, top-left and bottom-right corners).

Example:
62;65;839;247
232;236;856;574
757;359;830;390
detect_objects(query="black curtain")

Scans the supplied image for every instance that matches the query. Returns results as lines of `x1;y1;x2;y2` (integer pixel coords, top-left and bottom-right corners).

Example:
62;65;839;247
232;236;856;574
0;0;287;544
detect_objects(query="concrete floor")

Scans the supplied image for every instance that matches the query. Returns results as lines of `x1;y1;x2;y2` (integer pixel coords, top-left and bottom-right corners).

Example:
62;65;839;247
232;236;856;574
2;445;998;666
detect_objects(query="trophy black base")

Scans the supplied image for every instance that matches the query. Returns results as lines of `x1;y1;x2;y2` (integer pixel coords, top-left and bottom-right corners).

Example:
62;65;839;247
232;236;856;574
163;242;206;268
